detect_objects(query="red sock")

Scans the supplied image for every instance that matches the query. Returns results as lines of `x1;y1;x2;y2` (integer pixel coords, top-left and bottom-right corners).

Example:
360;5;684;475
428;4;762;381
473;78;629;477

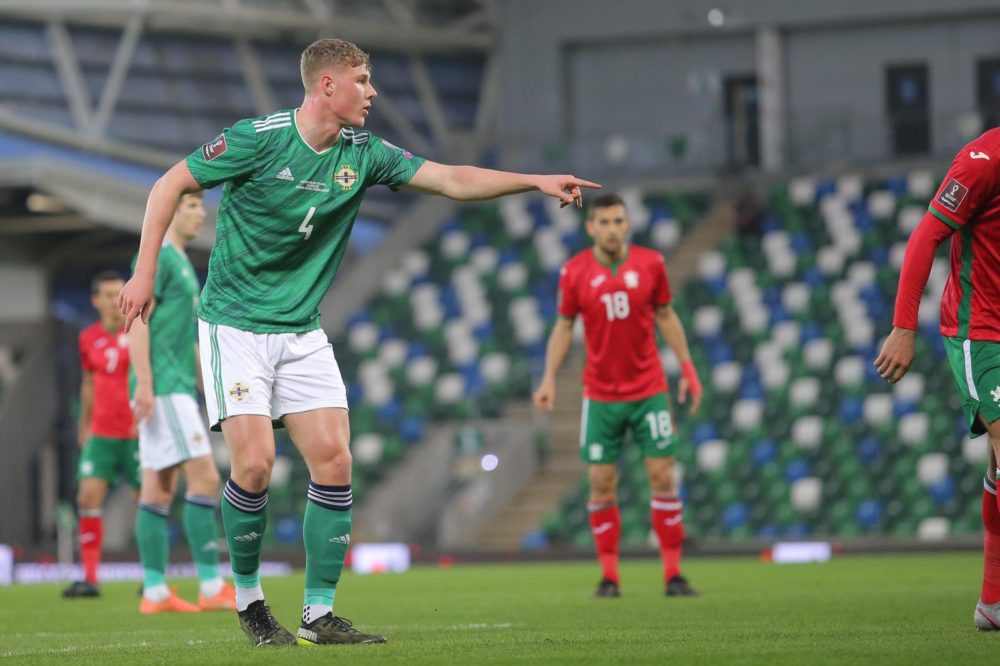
651;496;684;581
983;484;1000;604
79;514;103;585
588;503;620;584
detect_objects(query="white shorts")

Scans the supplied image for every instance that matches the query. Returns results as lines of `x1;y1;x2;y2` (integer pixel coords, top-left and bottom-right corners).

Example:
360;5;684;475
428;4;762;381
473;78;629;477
198;319;348;430
138;393;213;471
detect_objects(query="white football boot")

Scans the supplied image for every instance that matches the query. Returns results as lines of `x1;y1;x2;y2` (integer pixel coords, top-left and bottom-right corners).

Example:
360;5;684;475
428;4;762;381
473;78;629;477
974;599;1000;630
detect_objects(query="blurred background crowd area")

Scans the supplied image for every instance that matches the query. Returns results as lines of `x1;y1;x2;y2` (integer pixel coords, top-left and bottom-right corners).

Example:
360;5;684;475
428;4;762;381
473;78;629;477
1;0;997;561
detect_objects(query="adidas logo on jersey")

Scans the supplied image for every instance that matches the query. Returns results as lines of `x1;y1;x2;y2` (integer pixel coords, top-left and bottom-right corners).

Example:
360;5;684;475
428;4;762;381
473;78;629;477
329;534;351;545
276;167;294;181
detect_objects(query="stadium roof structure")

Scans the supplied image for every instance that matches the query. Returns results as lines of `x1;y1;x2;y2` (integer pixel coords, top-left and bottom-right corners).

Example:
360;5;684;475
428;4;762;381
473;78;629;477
0;0;496;52
0;0;500;269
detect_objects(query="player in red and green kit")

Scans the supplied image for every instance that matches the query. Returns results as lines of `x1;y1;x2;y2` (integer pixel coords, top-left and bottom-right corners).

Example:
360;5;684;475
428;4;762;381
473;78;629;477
118;38;599;646
533;193;704;598
876;128;1000;630
63;271;139;599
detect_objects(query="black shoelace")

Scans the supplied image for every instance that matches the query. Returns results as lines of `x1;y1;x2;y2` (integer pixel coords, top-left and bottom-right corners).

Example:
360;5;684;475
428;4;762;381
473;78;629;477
325;615;359;633
247;603;282;636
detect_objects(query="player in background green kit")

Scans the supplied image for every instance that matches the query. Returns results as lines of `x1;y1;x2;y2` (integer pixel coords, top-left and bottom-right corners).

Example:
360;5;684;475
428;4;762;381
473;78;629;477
119;38;599;647
128;192;236;615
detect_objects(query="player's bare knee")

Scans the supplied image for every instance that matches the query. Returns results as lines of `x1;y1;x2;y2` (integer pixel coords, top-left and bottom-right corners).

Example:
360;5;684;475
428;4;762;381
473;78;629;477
648;469;676;496
77;487;102;511
234;457;273;493
588;468;617;500
986;419;1000;460
307;444;351;484
186;457;221;496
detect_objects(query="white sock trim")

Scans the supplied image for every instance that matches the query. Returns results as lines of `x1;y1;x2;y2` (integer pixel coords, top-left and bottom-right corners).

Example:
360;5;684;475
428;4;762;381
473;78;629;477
200;577;225;598
235;584;264;612
143;583;170;603
302;603;333;625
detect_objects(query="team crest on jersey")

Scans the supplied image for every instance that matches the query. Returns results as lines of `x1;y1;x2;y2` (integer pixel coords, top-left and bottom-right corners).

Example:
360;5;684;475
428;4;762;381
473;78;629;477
624;270;640;289
334;165;359;190
229;381;251;403
201;133;228;161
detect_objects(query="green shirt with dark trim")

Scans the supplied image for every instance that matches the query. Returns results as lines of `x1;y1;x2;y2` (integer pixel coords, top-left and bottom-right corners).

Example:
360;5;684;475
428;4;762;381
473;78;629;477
185;109;426;334
130;241;200;397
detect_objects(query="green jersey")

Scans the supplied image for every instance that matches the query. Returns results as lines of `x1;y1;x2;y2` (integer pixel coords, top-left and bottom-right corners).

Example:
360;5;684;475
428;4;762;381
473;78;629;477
131;240;200;397
185;109;426;333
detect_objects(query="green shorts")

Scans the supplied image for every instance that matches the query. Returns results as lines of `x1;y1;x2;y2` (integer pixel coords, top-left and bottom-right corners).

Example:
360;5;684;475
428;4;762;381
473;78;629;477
579;392;676;464
943;336;1000;436
78;435;141;488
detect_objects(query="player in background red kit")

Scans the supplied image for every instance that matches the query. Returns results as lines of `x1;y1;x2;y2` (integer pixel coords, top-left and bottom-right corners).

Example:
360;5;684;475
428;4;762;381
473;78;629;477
63;271;140;598
533;193;703;598
876;128;1000;630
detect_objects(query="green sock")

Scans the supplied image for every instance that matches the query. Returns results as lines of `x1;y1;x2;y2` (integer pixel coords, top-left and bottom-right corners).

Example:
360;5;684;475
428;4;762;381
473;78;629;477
302;482;352;624
183;496;220;584
136;503;169;590
221;479;268;590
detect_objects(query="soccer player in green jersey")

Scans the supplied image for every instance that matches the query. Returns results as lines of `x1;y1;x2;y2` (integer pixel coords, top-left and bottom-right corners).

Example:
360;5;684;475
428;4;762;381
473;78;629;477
129;192;236;615
119;38;599;647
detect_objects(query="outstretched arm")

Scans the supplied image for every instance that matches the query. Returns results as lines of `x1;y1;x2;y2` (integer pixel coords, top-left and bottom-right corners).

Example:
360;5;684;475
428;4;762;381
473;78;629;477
875;213;955;383
119;160;202;330
127;302;157;423
405;161;600;208
654;305;702;415
532;317;575;411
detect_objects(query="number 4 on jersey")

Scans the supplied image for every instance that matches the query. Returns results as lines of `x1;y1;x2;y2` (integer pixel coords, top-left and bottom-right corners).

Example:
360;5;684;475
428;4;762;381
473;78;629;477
298;206;317;240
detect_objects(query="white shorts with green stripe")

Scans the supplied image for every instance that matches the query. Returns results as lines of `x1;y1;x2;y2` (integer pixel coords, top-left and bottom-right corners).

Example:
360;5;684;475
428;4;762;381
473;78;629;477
198;319;348;432
138;393;212;471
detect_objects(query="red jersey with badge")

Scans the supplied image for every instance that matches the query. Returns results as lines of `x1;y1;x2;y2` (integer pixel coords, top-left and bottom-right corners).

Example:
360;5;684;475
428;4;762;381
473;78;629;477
79;322;133;438
928;128;1000;341
558;245;672;401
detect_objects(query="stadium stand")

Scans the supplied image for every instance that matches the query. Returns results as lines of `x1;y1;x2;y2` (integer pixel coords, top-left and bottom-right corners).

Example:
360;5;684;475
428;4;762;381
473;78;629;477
0;20;482;157
250;187;711;546
542;170;986;548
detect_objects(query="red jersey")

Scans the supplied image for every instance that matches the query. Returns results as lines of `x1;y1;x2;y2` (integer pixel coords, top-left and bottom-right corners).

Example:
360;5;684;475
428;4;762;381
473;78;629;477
929;128;1000;341
558;245;672;401
79;322;133;438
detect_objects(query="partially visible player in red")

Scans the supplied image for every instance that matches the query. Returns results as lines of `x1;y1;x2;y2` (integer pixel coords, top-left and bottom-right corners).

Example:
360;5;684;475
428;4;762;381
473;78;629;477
876;129;1000;630
533;193;703;598
63;271;139;598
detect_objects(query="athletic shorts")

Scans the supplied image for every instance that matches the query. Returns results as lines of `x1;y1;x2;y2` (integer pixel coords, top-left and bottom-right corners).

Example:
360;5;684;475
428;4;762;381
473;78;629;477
199;319;348;432
78;435;140;488
943;336;1000;436
579;392;676;464
138;393;212;471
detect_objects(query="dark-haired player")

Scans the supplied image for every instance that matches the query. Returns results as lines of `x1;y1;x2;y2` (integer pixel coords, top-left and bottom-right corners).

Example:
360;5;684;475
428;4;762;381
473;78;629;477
63;271;138;598
533;193;703;598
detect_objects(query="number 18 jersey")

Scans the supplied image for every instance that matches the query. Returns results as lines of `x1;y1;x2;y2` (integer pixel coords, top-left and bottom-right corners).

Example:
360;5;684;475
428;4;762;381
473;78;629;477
557;244;672;401
185;109;425;334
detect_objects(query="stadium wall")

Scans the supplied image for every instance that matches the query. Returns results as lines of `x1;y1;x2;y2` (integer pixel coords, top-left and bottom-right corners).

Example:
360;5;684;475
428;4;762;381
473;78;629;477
497;0;1000;174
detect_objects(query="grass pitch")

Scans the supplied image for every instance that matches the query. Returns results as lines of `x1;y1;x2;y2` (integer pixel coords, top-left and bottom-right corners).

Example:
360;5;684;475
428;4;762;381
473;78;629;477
1;553;997;664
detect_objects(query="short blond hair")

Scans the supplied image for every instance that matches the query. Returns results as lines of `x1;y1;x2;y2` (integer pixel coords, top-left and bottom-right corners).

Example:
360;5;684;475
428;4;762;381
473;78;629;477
300;38;370;90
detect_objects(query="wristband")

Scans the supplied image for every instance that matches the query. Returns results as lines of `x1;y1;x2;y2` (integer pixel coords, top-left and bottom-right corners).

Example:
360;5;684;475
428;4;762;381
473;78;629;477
680;360;702;396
